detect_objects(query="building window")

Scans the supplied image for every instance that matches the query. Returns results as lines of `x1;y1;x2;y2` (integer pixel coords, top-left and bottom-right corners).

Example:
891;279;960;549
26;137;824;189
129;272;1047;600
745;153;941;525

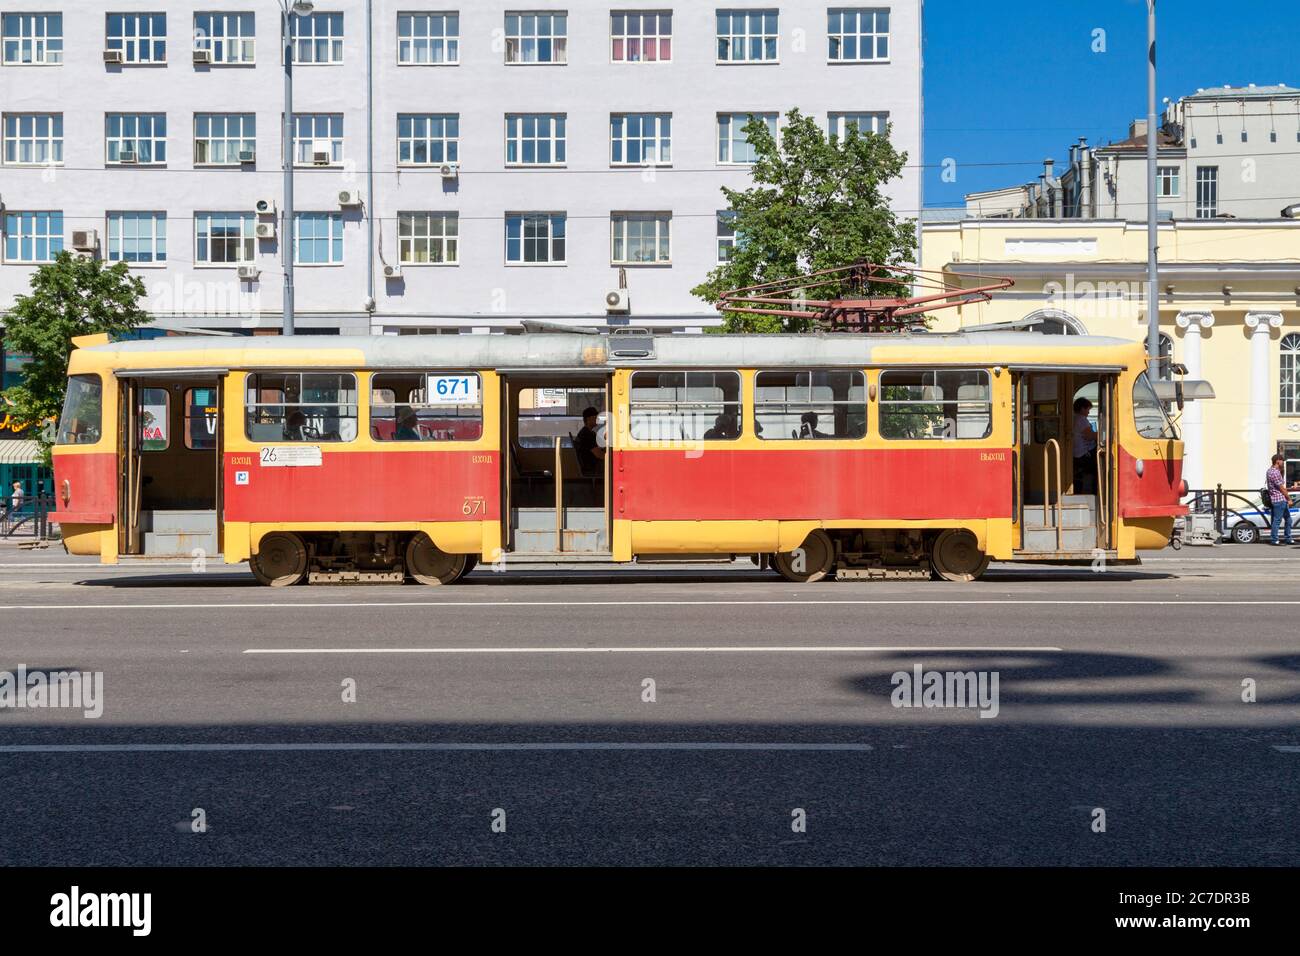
505;12;567;64
371;372;483;442
610;113;671;165
107;212;167;263
245;372;358;443
106;113;167;164
397;12;458;64
612;213;671;265
3;113;63;165
107;13;167;63
294;212;344;265
506;213;566;264
3;211;63;263
829;111;888;140
629;371;743;441
293;113;344;165
716;9;778;62
2;13;63;65
716;211;738;262
1195;166;1218;219
755;370;867;440
1157;165;1180;198
827;7;889;62
1282;334;1300;415
611;11;671;62
290;11;343;63
195;212;256;264
717;112;776;164
506;114;566;165
399;212;459;265
879;369;993;440
193;12;256;64
397;114;458;165
194;113;256;165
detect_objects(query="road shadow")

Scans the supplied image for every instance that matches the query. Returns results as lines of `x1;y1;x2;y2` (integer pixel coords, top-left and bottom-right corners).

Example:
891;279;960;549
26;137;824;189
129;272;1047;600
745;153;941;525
0;717;1295;867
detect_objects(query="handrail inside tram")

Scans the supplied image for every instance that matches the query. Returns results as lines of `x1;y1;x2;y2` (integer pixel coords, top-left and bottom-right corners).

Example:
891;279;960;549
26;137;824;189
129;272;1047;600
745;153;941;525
1044;438;1063;551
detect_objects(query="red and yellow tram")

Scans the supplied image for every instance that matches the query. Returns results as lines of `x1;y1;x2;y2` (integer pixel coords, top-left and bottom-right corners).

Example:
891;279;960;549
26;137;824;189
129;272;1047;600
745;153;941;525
51;329;1188;584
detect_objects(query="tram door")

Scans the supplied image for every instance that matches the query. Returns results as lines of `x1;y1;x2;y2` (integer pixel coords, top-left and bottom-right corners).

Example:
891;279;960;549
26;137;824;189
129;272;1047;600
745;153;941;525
1014;371;1115;554
118;376;222;557
501;375;611;555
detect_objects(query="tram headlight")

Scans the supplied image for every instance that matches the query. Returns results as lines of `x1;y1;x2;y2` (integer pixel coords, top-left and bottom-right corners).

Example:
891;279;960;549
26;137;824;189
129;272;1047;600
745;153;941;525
61;479;70;507
1135;460;1145;477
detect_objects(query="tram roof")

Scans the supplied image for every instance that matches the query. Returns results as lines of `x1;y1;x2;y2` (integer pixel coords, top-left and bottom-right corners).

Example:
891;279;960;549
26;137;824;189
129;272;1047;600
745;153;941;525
77;331;1144;372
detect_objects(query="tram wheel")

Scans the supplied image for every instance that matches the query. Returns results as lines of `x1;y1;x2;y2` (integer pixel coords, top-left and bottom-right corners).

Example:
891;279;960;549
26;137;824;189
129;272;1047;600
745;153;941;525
405;533;469;586
772;530;835;583
250;532;309;587
930;529;989;582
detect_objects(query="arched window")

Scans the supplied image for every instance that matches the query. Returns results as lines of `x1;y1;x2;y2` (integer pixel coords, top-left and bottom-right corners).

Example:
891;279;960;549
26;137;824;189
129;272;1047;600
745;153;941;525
1281;333;1300;414
1023;309;1087;335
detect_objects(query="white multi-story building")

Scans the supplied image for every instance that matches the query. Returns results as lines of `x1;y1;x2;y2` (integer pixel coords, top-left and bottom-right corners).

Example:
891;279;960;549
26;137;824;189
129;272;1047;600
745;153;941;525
0;2;923;334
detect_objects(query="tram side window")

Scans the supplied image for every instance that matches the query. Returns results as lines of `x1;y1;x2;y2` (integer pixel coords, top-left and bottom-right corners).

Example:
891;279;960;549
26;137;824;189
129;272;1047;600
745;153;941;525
185;387;219;450
244;372;358;442
629;371;742;441
139;387;169;451
56;374;103;445
755;370;866;440
371;372;483;442
879;369;992;440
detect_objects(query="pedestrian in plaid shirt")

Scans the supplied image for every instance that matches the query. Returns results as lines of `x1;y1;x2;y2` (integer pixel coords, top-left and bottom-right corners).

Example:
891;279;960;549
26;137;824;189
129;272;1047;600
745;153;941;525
1266;454;1294;545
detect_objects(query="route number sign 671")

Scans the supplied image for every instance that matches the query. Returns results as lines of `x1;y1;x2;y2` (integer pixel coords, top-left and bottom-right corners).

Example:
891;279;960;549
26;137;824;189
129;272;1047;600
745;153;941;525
428;375;479;405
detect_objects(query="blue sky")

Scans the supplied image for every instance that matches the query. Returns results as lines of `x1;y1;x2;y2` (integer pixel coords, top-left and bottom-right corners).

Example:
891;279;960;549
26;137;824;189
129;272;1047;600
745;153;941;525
923;0;1300;208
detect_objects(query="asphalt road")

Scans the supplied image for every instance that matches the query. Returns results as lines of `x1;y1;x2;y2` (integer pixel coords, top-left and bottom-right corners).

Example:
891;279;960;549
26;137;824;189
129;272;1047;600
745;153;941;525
0;542;1297;866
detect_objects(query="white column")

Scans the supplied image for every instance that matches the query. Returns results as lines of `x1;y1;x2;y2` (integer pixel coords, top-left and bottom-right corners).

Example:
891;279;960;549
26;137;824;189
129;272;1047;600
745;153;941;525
1175;311;1214;491
1245;311;1284;479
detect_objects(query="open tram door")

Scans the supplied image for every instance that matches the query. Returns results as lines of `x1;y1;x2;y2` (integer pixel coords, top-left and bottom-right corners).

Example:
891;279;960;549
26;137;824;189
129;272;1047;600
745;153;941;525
499;372;612;557
1012;369;1117;557
117;373;223;557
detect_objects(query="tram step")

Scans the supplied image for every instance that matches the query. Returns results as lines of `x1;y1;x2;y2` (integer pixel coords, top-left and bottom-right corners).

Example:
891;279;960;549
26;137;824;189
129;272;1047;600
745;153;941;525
512;528;609;554
142;531;219;556
140;509;218;534
1021;526;1097;551
1023;502;1096;529
513;507;607;532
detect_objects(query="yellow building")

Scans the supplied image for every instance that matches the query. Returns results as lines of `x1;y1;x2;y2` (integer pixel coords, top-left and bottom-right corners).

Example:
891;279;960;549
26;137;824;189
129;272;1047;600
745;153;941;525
921;218;1300;491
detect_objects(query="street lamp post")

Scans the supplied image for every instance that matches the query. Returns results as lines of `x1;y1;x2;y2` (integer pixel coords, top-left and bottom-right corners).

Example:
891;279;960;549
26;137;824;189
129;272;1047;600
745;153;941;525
281;0;315;336
1145;0;1160;373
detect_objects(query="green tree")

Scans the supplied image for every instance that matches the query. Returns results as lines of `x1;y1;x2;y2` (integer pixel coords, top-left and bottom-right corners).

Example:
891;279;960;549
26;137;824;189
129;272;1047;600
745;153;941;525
692;109;918;332
1;252;149;461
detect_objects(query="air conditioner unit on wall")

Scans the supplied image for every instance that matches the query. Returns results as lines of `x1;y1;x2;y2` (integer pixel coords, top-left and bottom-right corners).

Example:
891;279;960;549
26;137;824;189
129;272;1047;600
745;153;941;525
311;141;332;165
193;48;212;64
118;149;137;164
255;221;276;240
254;198;276;216
237;264;260;281
239;148;256;164
439;162;459;179
338;189;362;208
103;49;124;63
605;289;631;314
383;263;401;278
71;229;97;252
